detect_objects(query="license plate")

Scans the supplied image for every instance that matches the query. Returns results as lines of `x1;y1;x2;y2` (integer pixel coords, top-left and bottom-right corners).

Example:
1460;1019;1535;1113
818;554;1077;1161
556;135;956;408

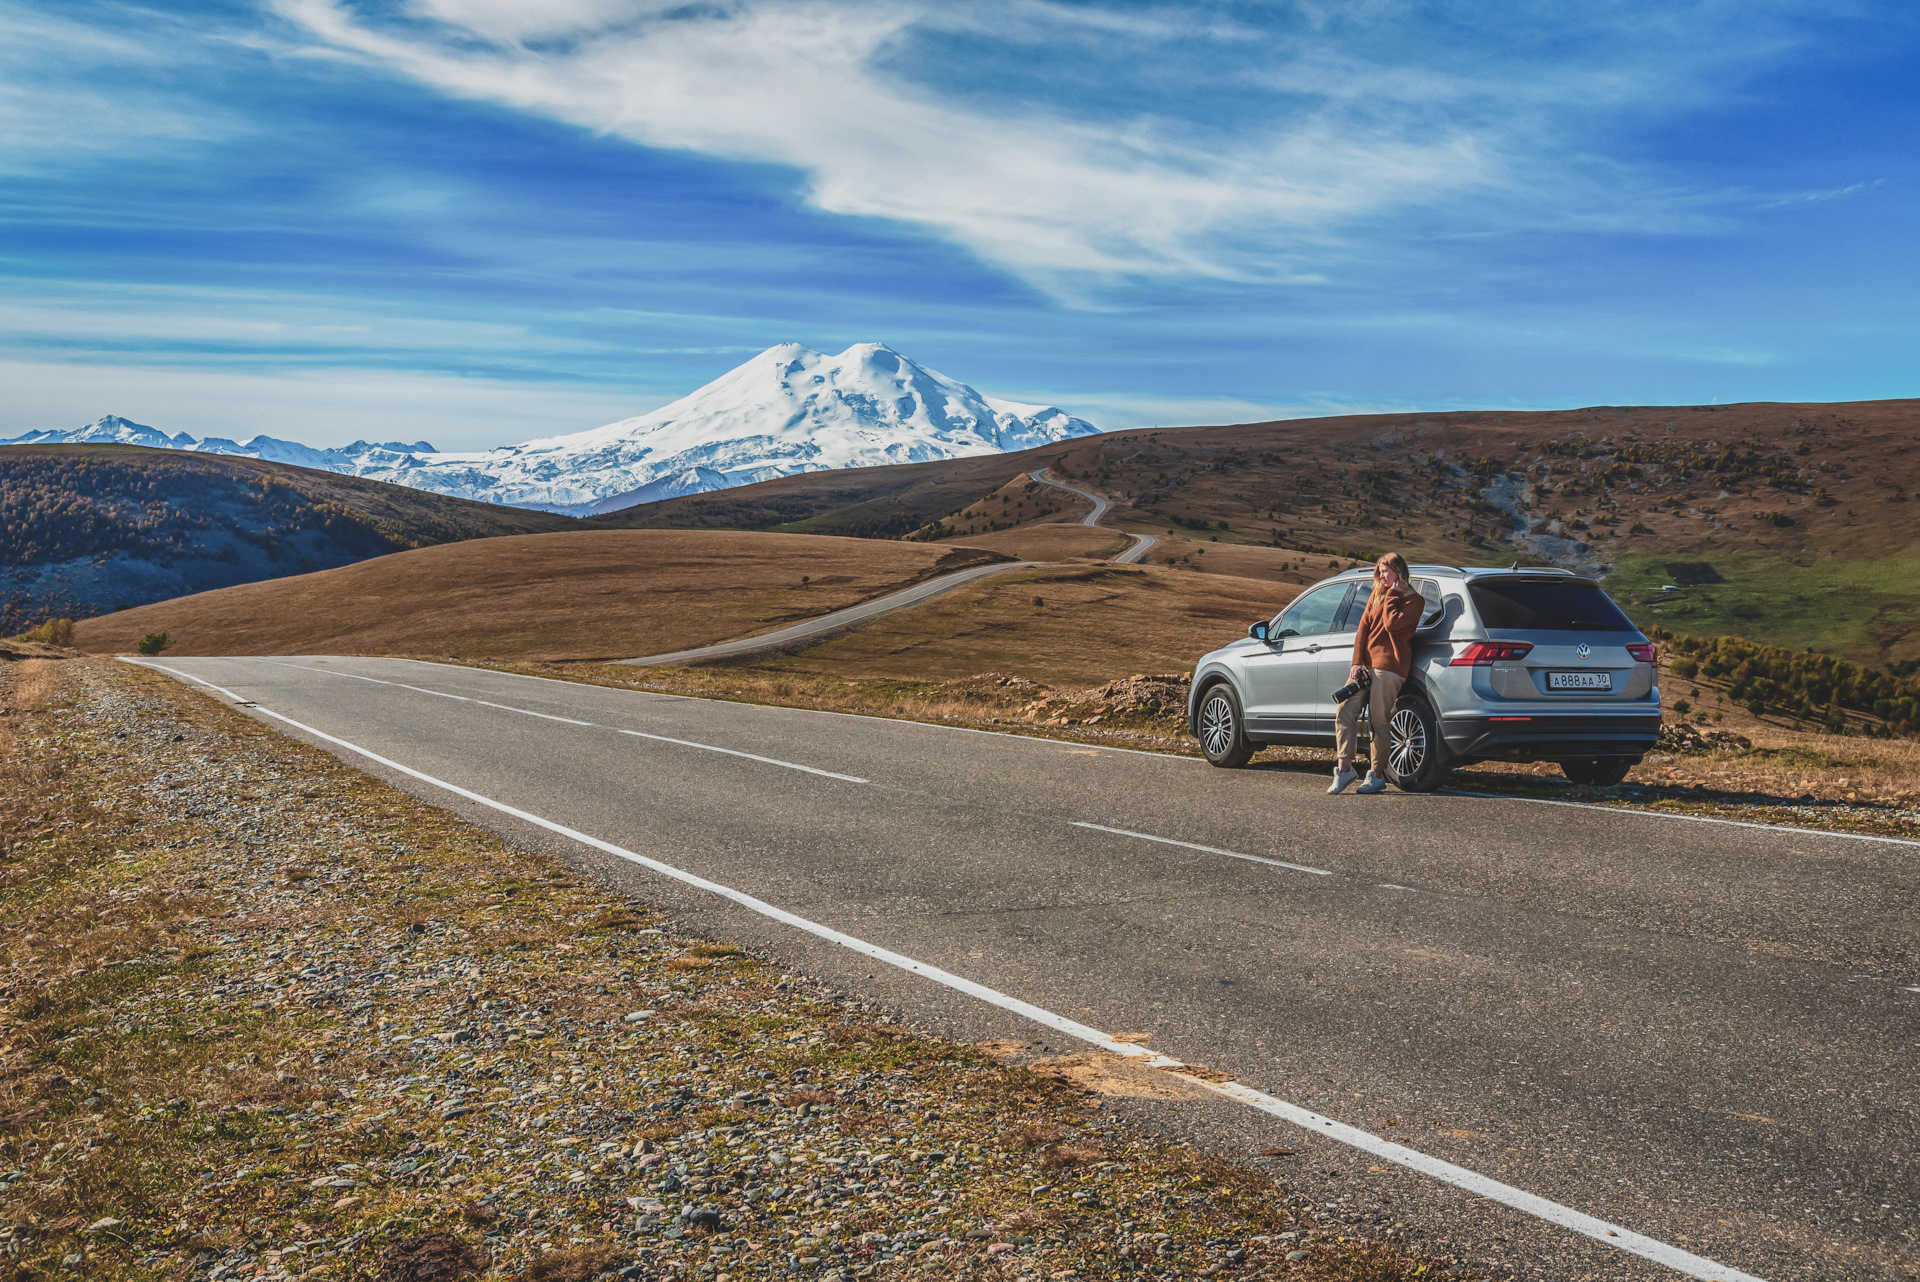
1548;670;1611;691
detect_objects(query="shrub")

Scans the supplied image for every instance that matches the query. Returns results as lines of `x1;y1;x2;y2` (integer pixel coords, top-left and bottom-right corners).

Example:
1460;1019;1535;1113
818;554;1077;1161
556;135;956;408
1669;657;1699;679
19;617;73;646
137;632;171;656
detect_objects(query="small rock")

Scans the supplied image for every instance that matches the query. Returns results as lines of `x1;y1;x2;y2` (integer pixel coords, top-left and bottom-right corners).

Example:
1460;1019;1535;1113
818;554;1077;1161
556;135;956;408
622;1010;656;1023
441;1105;473;1120
86;1217;123;1232
1287;1249;1311;1261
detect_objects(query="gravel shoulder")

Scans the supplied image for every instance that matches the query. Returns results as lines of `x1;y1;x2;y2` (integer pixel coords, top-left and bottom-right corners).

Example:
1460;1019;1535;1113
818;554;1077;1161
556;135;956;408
0;658;1462;1282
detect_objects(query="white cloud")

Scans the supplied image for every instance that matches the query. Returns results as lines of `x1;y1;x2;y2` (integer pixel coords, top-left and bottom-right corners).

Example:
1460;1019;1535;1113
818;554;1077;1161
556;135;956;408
272;0;1505;292
268;1;1813;297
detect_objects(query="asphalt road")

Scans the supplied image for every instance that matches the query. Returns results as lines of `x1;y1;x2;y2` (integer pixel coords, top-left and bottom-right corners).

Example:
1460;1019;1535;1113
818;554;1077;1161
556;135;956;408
143;656;1916;1282
622;558;1036;665
1031;467;1158;564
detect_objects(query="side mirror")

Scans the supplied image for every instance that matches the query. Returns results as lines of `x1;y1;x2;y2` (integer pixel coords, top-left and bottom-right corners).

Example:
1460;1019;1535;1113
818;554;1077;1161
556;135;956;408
1248;621;1269;642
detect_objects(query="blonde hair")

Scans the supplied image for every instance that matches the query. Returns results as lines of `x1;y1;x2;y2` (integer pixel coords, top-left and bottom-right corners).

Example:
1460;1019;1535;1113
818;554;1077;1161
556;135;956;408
1375;552;1409;579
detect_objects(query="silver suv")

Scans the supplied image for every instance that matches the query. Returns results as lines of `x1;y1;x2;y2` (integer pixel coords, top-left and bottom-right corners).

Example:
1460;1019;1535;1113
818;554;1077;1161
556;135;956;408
1186;565;1661;790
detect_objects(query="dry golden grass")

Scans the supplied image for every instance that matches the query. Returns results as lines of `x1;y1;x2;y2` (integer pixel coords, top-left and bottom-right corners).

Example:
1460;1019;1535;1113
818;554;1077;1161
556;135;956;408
754;562;1296;687
949;521;1128;562
70;530;1005;661
1137;531;1366;584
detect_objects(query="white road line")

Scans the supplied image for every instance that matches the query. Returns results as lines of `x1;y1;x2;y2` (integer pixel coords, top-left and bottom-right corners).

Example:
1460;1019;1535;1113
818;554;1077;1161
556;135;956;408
1376;883;1421;892
1071;821;1333;876
397;656;1197;762
1443;787;1920;849
130;657;1766;1282
612;728;866;782
214;659;865;784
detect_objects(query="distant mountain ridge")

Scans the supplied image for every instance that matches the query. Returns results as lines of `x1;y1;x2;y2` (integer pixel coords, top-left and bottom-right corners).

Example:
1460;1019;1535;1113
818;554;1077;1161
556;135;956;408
0;446;577;634
3;343;1101;515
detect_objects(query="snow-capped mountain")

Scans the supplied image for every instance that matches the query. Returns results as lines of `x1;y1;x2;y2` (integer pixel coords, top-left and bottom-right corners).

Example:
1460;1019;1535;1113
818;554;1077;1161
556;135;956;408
3;344;1101;515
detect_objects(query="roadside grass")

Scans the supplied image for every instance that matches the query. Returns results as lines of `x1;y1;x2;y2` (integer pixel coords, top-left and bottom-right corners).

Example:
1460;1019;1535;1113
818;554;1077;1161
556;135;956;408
0;657;1464;1281
728;562;1290;689
1609;550;1920;663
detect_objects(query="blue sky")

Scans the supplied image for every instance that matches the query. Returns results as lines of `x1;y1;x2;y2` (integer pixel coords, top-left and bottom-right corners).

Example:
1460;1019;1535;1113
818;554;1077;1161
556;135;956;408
2;0;1916;449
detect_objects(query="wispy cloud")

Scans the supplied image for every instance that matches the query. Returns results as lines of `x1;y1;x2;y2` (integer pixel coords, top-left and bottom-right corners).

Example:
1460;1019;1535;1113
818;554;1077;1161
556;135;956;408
1761;178;1885;208
268;0;1817;297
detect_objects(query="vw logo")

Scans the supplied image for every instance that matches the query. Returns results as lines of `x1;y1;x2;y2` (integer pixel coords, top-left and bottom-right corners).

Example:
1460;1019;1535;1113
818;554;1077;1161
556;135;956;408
1576;642;1591;659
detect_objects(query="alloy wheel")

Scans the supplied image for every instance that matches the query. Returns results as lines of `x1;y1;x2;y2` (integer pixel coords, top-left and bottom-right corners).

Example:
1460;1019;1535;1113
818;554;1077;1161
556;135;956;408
1200;694;1236;758
1388;707;1427;778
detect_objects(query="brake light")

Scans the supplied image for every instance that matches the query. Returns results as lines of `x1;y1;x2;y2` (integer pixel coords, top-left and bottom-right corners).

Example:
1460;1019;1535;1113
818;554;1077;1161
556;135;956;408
1626;643;1657;664
1450;641;1534;666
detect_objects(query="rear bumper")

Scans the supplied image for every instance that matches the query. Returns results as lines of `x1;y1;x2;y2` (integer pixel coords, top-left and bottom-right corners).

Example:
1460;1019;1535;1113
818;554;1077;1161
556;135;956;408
1441;713;1661;762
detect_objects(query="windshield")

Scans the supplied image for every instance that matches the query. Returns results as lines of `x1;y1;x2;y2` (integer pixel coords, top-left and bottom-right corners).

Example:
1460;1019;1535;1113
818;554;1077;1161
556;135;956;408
1468;578;1635;632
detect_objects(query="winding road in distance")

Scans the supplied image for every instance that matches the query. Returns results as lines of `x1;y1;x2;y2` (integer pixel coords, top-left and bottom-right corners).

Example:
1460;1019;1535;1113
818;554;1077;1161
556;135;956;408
1031;466;1158;564
139;653;1920;1282
626;469;1149;665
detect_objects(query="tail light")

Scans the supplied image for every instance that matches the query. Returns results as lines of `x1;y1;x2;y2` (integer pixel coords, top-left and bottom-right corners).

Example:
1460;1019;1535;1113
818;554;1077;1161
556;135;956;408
1450;641;1533;666
1626;643;1657;664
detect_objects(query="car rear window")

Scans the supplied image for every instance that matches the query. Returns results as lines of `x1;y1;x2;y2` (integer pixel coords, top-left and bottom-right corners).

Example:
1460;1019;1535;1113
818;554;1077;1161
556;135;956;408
1468;578;1634;631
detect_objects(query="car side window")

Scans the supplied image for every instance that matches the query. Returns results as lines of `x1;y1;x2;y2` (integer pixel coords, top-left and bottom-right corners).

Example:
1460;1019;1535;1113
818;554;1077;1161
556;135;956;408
1339;582;1372;631
1274;584;1350;637
1415;578;1444;628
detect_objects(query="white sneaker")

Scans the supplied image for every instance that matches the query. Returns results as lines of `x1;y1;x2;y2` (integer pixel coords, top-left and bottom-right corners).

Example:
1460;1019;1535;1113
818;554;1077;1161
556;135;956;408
1355;772;1389;794
1327;767;1358;795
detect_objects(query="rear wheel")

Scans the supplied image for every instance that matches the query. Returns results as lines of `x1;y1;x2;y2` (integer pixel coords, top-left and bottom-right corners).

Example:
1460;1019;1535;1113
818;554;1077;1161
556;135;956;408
1383;694;1448;792
1561;757;1635;786
1196;683;1254;768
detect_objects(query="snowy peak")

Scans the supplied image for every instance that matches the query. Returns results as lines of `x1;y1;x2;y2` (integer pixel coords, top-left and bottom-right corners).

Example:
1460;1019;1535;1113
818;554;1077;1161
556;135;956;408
1;344;1101;514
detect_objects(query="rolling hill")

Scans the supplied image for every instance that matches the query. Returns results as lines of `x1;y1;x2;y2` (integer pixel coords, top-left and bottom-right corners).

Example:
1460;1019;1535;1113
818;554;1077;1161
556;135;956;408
605;397;1920;664
69;530;1008;661
0;446;578;635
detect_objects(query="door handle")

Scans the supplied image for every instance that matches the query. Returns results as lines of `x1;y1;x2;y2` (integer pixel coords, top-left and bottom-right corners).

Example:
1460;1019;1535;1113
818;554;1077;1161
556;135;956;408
1305;644;1323;653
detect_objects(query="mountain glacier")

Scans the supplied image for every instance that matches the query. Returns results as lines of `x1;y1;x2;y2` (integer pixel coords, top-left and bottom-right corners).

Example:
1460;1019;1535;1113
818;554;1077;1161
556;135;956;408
3;343;1101;515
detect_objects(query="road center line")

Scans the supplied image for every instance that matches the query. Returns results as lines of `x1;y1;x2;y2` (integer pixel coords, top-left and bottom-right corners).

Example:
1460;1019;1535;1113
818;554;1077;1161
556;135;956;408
1070;821;1333;876
130;658;1764;1282
610;727;867;782
237;659;867;783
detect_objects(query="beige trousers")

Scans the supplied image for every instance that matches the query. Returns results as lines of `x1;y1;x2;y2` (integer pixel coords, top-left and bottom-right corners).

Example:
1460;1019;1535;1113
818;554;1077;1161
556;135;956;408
1334;667;1405;775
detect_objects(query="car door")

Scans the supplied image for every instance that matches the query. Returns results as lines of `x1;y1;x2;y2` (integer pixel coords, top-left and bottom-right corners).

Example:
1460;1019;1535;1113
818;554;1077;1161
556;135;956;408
1243;582;1351;738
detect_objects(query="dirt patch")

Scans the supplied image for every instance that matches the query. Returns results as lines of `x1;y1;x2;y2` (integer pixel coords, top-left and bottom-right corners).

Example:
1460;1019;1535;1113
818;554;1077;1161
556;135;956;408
1025;1052;1205;1100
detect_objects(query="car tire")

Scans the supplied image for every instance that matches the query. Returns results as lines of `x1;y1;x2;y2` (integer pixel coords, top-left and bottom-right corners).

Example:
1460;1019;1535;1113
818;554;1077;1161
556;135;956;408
1196;682;1255;768
1383;693;1448;792
1561;757;1635;786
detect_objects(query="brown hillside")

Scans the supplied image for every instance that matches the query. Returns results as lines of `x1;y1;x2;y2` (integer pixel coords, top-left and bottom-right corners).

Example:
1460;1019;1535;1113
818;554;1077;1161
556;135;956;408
73;531;1007;662
1;445;580;633
603;398;1920;662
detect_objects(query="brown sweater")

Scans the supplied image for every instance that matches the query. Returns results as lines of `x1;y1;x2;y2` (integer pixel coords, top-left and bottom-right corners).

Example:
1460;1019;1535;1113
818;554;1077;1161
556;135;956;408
1352;585;1423;678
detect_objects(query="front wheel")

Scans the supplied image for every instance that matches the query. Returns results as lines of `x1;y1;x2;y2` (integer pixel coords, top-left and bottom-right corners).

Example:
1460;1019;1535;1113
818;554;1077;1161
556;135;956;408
1196;683;1254;768
1384;694;1449;792
1561;757;1635;787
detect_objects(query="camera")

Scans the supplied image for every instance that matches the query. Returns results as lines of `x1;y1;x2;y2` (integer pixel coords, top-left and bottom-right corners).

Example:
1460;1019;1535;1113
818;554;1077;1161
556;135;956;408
1331;669;1372;704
